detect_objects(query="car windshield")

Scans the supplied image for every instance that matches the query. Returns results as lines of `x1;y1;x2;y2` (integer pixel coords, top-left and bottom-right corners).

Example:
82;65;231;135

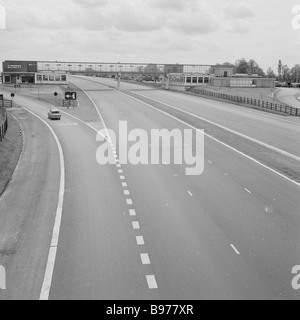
51;111;60;114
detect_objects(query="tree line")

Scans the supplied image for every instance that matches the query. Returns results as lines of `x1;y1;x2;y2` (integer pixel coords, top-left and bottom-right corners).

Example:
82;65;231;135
217;59;300;82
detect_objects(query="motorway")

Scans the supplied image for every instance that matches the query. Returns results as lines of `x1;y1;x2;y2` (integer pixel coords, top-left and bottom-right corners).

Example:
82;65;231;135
0;77;300;300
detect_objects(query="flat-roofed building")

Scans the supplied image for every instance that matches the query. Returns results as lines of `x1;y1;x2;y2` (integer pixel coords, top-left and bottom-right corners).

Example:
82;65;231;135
1;60;69;85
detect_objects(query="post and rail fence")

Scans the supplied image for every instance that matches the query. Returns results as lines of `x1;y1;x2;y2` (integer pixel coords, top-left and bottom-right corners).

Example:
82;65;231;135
185;88;300;116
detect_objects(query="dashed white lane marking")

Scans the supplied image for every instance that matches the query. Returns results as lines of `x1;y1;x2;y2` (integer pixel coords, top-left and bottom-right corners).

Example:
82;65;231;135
244;188;252;194
141;253;151;265
208;160;213;164
132;221;140;230
126;199;133;205
146;275;158;289
129;209;136;216
188;191;193;197
136;236;145;246
71;80;159;291
231;244;241;255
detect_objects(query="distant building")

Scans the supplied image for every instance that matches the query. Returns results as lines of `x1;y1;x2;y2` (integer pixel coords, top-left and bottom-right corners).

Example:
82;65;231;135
1;60;69;85
144;64;160;73
164;64;184;74
210;65;235;77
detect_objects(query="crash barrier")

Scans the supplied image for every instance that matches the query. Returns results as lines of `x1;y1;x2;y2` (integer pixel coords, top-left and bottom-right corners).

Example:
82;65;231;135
186;89;300;116
0;106;8;142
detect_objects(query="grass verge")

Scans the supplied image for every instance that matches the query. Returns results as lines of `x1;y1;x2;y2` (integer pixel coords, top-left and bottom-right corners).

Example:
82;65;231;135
0;111;23;196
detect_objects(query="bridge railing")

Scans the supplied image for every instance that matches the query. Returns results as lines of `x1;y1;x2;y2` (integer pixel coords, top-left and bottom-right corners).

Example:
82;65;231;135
186;88;300;116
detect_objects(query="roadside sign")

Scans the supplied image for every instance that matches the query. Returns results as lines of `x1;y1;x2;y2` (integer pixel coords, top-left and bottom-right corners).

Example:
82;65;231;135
11;93;15;99
54;92;58;97
0;94;3;100
65;92;77;100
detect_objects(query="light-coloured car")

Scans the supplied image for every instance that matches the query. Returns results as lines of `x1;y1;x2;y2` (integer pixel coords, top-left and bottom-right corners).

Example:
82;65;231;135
48;109;61;120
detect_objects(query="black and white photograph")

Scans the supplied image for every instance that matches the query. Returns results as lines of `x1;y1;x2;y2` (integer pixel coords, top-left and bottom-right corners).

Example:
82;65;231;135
0;0;300;303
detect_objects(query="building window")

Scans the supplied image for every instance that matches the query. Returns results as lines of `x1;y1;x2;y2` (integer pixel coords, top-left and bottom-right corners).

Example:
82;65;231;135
186;77;191;83
43;75;48;81
61;75;67;82
198;77;203;83
37;75;42;82
192;77;197;84
204;77;209;83
49;75;54;81
55;75;60;82
4;76;11;83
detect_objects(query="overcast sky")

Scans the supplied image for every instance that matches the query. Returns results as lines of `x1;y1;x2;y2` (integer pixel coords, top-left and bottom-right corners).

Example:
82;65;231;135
0;0;299;72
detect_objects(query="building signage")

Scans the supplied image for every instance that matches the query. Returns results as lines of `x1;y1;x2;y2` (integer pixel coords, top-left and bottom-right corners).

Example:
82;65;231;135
2;61;38;73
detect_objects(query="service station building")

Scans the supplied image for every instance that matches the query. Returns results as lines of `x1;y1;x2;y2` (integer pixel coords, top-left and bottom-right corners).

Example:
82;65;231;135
1;60;69;85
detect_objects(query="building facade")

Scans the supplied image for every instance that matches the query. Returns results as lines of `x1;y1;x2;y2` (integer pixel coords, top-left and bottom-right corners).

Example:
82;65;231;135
2;60;69;85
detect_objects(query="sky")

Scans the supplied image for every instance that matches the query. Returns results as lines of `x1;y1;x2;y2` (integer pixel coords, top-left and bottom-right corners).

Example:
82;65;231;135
0;0;299;72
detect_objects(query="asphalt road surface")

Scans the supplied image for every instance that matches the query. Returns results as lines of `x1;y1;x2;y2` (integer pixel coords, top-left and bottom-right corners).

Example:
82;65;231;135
0;77;300;300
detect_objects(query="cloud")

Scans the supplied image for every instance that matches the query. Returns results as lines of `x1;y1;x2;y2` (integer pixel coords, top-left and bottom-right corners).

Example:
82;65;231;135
223;2;254;20
166;7;219;34
73;0;108;8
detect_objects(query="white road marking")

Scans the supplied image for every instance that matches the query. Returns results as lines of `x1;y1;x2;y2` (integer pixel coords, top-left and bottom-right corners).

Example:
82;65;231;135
126;199;133;205
124;190;130;195
130;92;300;162
120;176;125;180
118;91;300;187
208;160;213;164
118;169;123;174
116;164;121;168
22;108;65;301
146;275;158;289
244;188;252;194
188;191;193;197
141;253;151;265
132;221;140;230
231;244;241;255
136;236;145;245
129;209;136;216
122;182;128;187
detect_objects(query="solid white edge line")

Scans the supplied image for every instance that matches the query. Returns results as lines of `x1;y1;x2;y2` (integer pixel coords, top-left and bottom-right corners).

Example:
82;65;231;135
116;90;300;187
126;91;300;162
75;75;300;126
21;107;65;301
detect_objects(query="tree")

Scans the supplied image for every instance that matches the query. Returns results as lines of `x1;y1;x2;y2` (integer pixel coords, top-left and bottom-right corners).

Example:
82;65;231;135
282;65;291;81
235;58;249;74
266;67;276;78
